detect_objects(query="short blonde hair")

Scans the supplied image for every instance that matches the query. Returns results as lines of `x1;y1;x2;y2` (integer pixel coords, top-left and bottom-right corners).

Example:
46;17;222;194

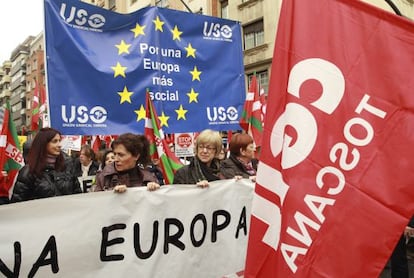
194;129;222;155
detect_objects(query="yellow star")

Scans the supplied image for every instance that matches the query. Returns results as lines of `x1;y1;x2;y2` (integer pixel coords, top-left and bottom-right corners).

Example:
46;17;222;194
134;105;146;121
189;66;202;81
130;23;146;38
187;88;199;103
185;43;196;58
171;25;183;41
175;105;188;120
118;86;133;104
115;40;131;55
111;62;127;78
158;112;170;127
153;16;164;32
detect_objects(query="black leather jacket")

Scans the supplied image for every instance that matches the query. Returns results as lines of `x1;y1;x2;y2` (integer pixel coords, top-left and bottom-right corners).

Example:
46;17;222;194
11;156;81;202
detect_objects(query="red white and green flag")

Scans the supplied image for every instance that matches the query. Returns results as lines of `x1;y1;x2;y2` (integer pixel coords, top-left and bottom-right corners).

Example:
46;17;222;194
0;101;24;199
31;81;47;131
239;75;264;148
144;92;183;184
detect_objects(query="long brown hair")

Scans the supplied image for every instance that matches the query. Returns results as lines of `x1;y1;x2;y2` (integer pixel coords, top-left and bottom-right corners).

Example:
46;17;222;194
27;128;65;177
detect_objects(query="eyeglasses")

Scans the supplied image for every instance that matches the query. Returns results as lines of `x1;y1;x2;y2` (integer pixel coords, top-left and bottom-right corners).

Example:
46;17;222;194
197;145;216;152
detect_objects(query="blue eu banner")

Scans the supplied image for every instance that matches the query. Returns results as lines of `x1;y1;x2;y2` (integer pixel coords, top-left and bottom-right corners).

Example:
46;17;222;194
44;0;246;135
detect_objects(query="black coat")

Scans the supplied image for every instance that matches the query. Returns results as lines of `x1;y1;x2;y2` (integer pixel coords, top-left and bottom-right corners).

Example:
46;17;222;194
94;163;158;191
173;157;223;184
11;156;82;202
73;159;100;178
220;154;258;179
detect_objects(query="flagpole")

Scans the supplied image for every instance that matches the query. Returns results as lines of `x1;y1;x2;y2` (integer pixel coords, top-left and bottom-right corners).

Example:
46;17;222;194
384;0;402;16
178;0;193;13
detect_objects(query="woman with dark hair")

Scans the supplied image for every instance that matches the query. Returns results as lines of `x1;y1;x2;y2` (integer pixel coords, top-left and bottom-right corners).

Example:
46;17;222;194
94;133;160;192
73;144;99;178
11;128;82;202
220;133;258;181
100;149;115;169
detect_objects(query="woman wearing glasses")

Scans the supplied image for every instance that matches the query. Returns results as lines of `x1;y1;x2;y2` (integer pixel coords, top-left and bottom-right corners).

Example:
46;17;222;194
173;129;224;187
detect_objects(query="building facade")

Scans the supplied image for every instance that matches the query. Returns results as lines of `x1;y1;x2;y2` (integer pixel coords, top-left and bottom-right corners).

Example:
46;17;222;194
0;61;12;107
8;36;34;134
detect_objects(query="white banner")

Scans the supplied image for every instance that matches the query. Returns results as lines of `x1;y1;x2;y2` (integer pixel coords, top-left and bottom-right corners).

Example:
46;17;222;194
0;179;253;278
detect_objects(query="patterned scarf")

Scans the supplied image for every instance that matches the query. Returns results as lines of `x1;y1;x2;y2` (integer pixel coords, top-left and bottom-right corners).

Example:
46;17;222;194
237;157;256;176
194;157;221;182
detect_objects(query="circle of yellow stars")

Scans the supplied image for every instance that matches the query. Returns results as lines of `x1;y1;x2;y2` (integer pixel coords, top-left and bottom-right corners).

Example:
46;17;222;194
110;14;203;128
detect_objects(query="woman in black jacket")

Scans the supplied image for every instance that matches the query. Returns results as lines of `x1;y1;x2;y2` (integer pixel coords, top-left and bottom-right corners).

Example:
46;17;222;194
11;128;81;202
220;133;258;182
173;129;224;187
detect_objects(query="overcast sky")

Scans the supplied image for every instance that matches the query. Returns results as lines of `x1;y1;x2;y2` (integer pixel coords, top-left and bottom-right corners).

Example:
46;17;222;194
0;0;43;63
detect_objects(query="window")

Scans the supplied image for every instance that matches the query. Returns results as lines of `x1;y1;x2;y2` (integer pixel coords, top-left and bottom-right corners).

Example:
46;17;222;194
243;20;264;50
247;70;269;95
221;0;228;19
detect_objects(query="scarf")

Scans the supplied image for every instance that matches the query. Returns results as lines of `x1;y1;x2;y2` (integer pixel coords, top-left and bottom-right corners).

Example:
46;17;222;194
81;161;92;177
46;154;57;167
194;157;221;182
237;157;256;176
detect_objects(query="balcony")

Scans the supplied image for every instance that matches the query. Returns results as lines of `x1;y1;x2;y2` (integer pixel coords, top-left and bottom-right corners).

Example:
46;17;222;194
2;90;11;98
10;81;22;91
0;75;11;85
9;61;24;76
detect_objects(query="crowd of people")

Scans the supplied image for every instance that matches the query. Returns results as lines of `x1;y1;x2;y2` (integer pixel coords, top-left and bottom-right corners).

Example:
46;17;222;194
2;127;258;204
1;127;414;277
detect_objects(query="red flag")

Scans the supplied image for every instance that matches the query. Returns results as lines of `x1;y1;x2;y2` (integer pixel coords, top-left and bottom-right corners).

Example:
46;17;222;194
104;135;115;148
144;92;183;184
259;88;266;123
91;135;102;152
239;75;263;148
39;84;48;127
31;81;48;131
0;101;24;199
81;136;88;146
227;130;233;147
245;0;414;277
31;81;40;131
